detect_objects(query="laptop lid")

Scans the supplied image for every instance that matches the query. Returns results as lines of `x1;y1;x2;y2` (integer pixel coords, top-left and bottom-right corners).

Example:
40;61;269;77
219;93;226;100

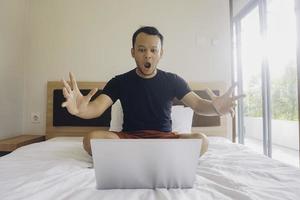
91;139;201;189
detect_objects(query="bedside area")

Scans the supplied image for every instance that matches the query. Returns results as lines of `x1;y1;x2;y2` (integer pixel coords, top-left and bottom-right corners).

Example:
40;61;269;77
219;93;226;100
0;135;45;156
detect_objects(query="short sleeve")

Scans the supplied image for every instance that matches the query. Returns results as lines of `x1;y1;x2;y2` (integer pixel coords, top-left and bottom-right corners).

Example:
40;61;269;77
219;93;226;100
173;74;191;100
102;77;120;103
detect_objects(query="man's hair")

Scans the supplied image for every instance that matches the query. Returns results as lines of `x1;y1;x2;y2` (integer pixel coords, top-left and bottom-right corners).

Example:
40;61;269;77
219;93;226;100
132;26;164;48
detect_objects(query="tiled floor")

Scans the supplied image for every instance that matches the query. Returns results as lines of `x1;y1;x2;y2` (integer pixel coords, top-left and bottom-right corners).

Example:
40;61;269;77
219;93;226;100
243;138;299;167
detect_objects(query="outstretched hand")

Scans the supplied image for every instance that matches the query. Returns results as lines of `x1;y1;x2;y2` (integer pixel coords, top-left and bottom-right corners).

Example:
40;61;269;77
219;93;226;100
61;72;98;115
206;83;245;117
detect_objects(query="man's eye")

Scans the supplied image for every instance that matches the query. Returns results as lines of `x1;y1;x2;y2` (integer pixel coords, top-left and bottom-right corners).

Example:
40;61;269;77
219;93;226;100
151;49;157;53
138;49;145;52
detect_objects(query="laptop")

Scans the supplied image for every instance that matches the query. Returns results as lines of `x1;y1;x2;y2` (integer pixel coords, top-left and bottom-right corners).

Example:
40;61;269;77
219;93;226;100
91;139;201;189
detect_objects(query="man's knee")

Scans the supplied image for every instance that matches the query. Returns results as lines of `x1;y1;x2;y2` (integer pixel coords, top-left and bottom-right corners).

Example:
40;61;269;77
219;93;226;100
83;131;101;156
179;132;207;139
178;132;209;156
178;133;198;139
191;133;207;139
87;131;103;139
87;130;119;139
83;131;119;156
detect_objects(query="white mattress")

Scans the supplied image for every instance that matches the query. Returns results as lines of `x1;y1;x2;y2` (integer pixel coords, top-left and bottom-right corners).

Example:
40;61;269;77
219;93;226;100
0;137;300;200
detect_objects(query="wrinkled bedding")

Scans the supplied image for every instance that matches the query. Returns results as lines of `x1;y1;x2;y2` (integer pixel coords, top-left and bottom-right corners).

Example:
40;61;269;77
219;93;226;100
1;137;299;200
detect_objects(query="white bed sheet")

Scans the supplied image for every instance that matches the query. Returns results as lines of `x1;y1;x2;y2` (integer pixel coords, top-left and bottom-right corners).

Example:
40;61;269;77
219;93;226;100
0;137;300;200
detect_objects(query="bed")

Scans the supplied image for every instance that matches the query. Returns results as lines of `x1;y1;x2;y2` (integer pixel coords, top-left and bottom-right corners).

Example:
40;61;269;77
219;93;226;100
0;81;300;200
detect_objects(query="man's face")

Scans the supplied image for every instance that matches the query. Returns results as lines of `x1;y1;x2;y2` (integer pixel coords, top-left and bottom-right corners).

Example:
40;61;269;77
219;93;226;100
131;32;163;76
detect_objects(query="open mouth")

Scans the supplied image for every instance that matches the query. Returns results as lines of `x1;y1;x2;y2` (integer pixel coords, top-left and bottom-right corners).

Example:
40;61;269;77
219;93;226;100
144;62;151;69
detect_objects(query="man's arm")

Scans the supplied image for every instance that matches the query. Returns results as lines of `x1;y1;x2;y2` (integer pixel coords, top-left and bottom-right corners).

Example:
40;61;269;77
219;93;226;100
181;91;219;116
75;94;113;119
61;72;114;119
180;83;244;117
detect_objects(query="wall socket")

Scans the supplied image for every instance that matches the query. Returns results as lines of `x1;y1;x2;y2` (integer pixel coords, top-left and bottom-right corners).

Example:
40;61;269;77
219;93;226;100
31;112;41;123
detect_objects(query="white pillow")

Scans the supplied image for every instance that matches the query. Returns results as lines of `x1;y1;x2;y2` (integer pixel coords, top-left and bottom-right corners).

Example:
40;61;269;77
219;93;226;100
109;100;123;132
171;106;194;133
109;101;194;133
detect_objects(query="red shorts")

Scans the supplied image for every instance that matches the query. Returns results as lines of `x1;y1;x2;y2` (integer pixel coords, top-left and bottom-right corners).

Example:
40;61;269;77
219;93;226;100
114;130;180;139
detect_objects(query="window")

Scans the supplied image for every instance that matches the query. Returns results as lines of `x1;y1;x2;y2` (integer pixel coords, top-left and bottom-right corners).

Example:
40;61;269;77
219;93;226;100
232;0;299;167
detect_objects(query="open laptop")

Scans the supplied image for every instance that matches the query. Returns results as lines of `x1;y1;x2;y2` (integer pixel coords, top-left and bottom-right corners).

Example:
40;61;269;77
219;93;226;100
91;139;201;189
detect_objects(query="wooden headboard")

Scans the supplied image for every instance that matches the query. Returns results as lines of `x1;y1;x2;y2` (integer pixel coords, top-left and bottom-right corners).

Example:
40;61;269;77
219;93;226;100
46;81;227;139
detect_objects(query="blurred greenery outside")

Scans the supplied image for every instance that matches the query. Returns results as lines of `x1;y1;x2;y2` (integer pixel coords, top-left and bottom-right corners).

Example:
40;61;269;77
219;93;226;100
244;64;298;121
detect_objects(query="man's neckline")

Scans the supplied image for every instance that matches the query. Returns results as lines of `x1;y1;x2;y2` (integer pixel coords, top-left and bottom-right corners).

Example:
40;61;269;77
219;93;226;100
135;68;158;79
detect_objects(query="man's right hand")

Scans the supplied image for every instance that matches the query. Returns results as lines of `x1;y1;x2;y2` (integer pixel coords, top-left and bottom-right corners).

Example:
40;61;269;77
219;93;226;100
61;72;98;116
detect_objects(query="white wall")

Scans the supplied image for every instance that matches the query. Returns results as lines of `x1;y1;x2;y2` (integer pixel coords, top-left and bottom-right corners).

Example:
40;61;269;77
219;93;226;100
6;0;231;135
0;0;27;139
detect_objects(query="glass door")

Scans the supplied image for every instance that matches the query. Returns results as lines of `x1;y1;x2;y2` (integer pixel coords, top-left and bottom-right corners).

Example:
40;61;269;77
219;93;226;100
232;0;299;167
234;4;265;154
267;0;299;167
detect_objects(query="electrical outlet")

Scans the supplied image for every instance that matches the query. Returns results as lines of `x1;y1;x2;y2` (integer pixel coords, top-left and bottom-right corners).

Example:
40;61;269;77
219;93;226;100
31;112;41;123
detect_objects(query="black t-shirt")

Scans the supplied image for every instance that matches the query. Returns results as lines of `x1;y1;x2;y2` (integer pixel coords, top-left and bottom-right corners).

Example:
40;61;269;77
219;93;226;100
102;69;191;132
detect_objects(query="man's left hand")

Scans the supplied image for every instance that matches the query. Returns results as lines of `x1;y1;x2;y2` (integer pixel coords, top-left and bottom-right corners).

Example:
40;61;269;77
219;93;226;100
206;83;245;117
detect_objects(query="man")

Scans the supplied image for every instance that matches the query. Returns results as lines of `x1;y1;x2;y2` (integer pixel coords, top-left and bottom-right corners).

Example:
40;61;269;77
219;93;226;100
62;26;244;156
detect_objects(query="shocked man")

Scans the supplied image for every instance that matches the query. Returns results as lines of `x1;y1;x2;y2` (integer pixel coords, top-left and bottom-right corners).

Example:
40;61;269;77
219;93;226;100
62;26;244;156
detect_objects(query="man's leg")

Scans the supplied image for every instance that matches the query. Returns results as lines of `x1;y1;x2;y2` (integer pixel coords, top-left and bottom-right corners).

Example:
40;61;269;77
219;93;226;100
177;132;209;156
83;130;120;156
